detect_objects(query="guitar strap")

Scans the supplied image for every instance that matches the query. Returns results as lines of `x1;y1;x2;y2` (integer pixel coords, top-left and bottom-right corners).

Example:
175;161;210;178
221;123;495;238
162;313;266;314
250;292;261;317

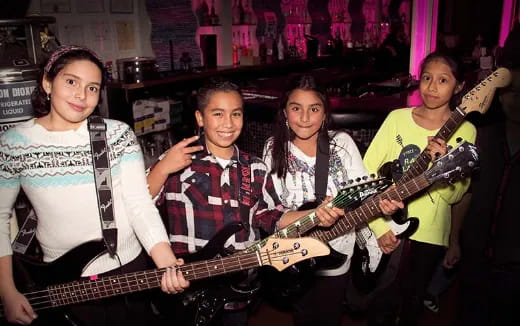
314;132;330;204
88;115;118;257
12;116;118;257
12;199;38;255
237;158;252;231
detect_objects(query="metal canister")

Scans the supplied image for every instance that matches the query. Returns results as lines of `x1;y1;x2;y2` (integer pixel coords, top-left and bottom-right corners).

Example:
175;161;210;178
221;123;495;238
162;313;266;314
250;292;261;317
116;57;159;84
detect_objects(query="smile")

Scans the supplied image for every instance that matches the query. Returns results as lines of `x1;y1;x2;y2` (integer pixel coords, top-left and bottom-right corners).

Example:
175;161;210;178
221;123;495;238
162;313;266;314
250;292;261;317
69;103;87;112
217;131;235;137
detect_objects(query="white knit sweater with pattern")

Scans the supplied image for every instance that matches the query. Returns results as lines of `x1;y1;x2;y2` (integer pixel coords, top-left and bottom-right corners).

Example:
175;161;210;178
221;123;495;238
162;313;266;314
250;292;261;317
0;118;169;276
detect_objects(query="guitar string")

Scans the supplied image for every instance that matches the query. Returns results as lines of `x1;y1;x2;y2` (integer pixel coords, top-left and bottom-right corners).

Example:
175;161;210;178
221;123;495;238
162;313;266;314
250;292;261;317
2;248;318;311
3;180;389;312
242;180;391;255
282;181;386;238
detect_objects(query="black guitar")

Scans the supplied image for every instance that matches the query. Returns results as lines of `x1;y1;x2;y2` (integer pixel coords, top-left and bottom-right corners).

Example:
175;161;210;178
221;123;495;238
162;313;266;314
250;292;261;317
1;233;329;325
350;68;511;293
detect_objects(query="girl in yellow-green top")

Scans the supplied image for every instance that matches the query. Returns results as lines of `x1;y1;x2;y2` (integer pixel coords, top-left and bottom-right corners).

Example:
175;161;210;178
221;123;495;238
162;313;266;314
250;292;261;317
363;52;476;326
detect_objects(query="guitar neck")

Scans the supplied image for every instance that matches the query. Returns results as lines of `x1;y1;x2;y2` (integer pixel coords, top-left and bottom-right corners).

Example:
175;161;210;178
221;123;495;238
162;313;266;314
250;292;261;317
309;174;431;242
397;107;466;184
245;210;319;253
27;252;261;311
245;187;365;253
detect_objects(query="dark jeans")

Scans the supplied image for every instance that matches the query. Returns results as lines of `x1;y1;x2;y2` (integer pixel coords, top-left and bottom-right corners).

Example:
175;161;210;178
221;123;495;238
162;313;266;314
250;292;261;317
292;273;348;326
367;240;445;326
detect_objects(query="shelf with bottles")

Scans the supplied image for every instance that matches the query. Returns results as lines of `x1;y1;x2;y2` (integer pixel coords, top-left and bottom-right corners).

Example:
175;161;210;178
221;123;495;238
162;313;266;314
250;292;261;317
195;0;221;27
231;0;256;26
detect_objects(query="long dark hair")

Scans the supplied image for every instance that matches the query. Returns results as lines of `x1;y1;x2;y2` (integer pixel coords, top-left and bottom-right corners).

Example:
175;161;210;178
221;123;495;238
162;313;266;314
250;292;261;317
31;46;106;117
270;75;331;178
420;51;465;110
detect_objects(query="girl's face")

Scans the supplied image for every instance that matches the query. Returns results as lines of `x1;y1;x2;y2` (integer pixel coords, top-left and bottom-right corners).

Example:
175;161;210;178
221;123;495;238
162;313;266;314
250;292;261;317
195;90;243;159
43;59;102;130
285;89;325;143
419;59;462;111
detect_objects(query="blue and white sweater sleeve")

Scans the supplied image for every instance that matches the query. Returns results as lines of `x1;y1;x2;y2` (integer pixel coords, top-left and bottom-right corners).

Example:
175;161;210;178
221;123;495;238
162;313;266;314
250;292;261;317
0;129;23;257
110;121;170;254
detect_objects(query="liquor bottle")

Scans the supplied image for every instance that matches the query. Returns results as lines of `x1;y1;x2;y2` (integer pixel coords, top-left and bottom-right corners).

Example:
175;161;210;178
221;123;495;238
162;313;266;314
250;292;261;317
238;0;245;25
209;0;219;25
259;36;267;64
277;34;285;61
232;32;239;65
199;0;210;26
232;0;241;25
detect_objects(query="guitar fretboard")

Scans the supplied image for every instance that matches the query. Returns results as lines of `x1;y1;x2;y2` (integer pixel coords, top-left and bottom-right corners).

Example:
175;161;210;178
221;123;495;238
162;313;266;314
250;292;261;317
244;186;366;253
20;251;262;312
308;174;431;242
397;107;466;184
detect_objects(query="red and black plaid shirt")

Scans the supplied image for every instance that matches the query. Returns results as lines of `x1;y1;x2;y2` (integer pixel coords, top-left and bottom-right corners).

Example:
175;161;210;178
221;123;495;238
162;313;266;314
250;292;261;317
154;145;286;255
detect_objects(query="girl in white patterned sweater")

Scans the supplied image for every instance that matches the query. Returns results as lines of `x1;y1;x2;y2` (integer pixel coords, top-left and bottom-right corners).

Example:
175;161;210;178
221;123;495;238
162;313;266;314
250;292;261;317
0;46;188;325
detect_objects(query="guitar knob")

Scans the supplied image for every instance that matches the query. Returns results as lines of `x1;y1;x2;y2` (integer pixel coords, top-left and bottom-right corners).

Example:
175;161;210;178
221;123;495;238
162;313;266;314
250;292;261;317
348;179;354;184
370;173;376;179
355;177;361;183
456;137;463;143
301;249;308;256
283;257;289;264
362;176;368;181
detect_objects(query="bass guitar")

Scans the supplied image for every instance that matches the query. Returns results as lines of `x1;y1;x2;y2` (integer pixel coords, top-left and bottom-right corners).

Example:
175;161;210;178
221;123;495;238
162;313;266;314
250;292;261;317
351;67;511;293
1;236;329;324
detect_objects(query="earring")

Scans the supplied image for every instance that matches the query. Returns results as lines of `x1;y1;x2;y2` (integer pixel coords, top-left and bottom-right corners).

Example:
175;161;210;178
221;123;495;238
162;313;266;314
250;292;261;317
285;120;289;128
46;93;50;101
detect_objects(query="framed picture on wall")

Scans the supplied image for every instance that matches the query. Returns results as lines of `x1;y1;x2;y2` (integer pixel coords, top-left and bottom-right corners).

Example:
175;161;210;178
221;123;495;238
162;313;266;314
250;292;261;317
110;0;133;14
41;0;71;13
77;0;105;13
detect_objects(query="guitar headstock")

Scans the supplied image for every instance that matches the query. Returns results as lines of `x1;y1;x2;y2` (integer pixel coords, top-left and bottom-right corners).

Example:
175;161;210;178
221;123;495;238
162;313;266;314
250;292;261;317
333;177;393;209
459;67;512;115
259;237;330;271
425;141;479;184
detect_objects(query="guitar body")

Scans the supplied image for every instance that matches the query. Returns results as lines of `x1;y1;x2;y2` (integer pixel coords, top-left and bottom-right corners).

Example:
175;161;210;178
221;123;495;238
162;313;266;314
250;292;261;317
9;241;107;325
154;222;259;326
350;160;419;293
350;216;419;293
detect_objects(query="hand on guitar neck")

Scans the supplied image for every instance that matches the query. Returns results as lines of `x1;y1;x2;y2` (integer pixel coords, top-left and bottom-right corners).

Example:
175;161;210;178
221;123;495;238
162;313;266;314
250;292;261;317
279;196;344;228
281;194;403;230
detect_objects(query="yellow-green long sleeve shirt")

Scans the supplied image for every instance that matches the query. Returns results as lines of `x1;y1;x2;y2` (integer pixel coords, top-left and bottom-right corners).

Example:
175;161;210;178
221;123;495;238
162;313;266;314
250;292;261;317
363;108;477;247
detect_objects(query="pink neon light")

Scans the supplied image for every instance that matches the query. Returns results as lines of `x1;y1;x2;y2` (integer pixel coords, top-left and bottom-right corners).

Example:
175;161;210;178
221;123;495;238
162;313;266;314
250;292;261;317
410;0;438;79
89;275;99;280
430;0;439;52
499;0;514;47
410;0;427;78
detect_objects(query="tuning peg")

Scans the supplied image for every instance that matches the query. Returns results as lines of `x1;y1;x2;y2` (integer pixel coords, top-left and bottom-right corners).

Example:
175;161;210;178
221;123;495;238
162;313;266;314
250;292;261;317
456;137;463;143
